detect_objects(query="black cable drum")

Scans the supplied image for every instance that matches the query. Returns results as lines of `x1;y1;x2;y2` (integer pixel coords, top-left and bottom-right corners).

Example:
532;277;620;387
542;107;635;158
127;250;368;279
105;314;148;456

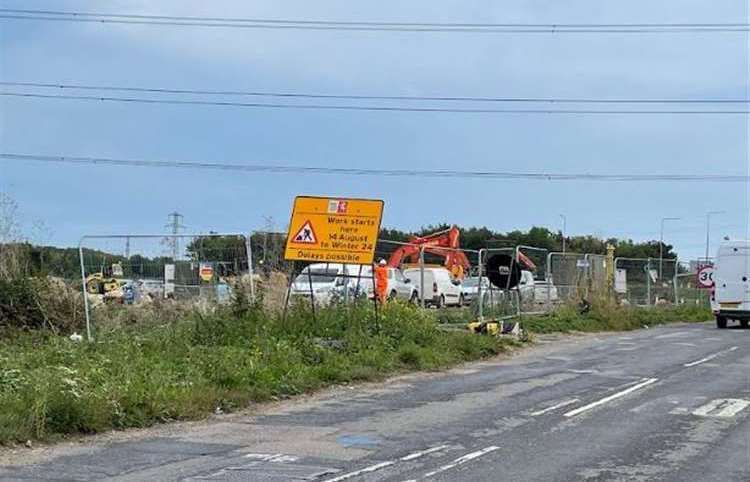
486;253;521;289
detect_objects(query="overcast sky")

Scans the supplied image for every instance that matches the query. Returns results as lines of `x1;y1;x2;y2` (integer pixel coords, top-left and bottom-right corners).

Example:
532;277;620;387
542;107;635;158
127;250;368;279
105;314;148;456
1;0;748;260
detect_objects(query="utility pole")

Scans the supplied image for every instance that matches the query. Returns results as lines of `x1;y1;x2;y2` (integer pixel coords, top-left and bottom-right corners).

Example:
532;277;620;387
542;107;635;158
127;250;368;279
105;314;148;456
165;212;185;260
559;214;567;253
125;236;130;258
705;211;725;265
659;217;681;279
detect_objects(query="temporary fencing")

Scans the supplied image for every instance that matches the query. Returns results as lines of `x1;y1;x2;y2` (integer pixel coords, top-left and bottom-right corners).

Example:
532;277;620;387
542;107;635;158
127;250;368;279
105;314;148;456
77;227;693;340
78;233;250;340
674;260;711;307
546;252;588;302
614;257;678;306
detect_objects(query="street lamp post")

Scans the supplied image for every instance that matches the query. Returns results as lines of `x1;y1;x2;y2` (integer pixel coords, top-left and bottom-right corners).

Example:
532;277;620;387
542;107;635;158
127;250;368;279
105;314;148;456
705;211;725;265
659;217;681;279
559;214;567;253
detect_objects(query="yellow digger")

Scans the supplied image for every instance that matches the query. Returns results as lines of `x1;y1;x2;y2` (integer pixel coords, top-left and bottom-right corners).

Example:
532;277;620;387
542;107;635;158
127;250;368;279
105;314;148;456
85;272;123;295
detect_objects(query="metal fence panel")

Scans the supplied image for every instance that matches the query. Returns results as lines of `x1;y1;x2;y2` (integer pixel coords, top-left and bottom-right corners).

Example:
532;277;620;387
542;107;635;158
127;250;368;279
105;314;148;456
78;233;250;340
614;257;678;306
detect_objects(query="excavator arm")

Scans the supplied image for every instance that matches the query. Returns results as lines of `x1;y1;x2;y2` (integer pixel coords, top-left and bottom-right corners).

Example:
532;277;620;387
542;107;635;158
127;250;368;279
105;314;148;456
386;226;471;277
386;226;537;277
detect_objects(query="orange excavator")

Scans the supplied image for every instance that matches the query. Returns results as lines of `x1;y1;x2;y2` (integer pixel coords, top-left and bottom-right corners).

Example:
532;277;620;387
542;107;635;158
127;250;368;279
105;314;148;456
387;226;470;278
386;226;537;279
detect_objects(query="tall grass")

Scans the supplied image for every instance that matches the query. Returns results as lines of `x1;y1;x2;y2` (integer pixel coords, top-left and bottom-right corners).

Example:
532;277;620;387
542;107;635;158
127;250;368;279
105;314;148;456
0;301;509;444
521;301;710;334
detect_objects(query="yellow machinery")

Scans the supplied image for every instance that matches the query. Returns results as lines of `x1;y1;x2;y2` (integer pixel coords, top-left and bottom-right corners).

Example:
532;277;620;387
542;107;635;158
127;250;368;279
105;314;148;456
85;273;123;295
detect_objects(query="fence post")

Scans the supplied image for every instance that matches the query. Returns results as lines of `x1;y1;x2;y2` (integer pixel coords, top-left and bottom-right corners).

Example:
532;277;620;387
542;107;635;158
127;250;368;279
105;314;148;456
245;233;256;302
646;258;652;306
546;251;553;309
672;258;679;304
606;245;616;299
478;249;485;320
419;246;425;308
78;239;92;342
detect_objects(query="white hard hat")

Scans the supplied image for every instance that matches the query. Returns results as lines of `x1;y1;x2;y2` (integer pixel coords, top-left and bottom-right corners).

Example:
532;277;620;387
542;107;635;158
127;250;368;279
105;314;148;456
378;259;387;266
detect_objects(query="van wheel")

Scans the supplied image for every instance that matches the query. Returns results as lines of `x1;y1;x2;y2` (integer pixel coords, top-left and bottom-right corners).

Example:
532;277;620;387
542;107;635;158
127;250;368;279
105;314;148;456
741;320;749;329
410;292;419;305
459;294;465;306
716;316;728;329
388;290;397;301
437;295;446;309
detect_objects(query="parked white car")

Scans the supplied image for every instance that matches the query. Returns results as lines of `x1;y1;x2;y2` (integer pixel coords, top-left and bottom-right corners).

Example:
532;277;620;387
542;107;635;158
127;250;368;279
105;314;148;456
291;263;374;305
461;276;491;305
404;267;463;307
712;240;750;329
383;267;420;303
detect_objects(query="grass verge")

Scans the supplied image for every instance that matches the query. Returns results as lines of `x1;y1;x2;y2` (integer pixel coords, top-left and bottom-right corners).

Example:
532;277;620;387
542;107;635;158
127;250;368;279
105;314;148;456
519;302;711;334
0;301;512;444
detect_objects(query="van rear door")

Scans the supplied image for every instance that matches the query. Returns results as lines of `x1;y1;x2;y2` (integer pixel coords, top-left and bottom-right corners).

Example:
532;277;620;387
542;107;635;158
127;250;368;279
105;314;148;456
715;244;750;309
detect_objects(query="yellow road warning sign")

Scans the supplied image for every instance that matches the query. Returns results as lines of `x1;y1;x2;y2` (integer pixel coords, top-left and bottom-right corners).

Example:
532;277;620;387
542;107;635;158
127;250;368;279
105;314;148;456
284;196;384;264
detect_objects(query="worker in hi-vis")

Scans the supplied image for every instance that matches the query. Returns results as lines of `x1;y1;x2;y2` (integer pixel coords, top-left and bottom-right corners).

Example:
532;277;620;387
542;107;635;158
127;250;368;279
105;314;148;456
374;259;389;303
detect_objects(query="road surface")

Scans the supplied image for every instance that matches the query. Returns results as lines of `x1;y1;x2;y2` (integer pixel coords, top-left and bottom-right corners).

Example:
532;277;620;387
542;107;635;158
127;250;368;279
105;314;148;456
2;321;748;481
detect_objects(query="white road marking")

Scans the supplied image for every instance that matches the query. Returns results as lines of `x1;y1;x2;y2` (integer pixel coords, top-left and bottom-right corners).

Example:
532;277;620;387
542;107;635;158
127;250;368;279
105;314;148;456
323;461;396;481
422;446;500;478
672;342;697;347
322;445;450;482
567;369;598;374
530;399;580;416
243;453;298;463
655;331;690;339
683;346;738;367
399;445;451;461
617;342;637;345
693;399;750;418
564;378;659;417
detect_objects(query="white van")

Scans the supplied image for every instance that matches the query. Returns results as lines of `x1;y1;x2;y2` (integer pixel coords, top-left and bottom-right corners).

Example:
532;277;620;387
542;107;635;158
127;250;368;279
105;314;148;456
290;263;373;305
404;267;463;307
712;240;750;329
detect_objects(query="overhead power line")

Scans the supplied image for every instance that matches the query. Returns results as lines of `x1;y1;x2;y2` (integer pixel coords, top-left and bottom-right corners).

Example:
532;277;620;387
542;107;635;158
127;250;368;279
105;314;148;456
2;91;748;114
3;153;749;183
3;81;748;105
0;8;748;33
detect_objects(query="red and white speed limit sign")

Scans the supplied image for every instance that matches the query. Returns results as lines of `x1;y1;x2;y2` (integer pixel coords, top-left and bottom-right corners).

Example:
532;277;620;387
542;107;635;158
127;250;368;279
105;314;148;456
696;265;714;289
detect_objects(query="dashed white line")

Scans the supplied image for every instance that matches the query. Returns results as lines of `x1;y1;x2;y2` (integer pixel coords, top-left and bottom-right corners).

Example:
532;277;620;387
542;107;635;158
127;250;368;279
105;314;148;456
323;461;396;481
563;378;659;417
399;445;450;461
422;446;500;478
683;346;738;367
672;342;697;347
530;398;580;416
322;445;450;482
654;331;690;339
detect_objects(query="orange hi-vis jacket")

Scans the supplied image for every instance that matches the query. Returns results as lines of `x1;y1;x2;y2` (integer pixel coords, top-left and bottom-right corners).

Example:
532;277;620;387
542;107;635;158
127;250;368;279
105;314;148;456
374;265;389;298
